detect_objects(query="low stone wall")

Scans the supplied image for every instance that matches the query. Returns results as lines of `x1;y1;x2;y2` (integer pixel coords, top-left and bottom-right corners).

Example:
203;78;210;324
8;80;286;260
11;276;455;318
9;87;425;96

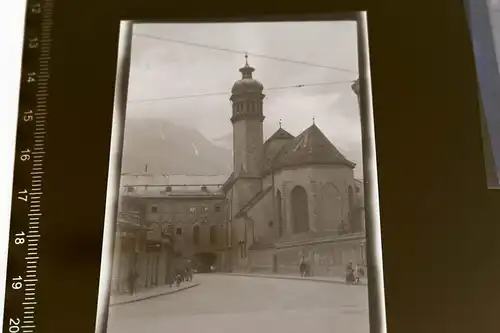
246;235;367;278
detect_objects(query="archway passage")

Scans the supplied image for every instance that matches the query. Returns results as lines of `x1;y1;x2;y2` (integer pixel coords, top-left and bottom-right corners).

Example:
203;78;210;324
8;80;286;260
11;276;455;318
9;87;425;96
276;190;284;237
291;186;309;233
194;252;217;273
320;183;342;231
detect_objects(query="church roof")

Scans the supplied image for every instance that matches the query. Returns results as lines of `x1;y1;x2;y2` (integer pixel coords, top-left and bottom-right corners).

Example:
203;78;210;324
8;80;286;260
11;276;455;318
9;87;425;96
266;127;294;142
270;124;355;169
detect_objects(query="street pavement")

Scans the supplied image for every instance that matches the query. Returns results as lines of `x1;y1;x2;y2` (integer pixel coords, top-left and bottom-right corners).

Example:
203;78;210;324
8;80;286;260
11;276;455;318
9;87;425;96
106;274;370;333
109;281;200;306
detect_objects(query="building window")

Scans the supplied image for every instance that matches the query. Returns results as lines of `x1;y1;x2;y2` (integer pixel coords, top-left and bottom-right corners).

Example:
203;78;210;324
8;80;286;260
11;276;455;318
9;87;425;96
202;207;209;213
189;207;196;213
356;186;360;193
176;227;182;236
215;206;221;212
151;205;159;213
193;225;200;245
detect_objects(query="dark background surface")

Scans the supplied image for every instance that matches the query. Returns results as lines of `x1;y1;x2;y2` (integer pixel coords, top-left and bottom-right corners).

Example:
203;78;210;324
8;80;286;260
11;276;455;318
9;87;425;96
21;0;500;332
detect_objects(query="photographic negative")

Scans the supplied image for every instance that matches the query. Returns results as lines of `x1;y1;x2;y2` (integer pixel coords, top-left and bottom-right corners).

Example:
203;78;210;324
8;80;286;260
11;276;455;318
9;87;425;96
465;0;500;188
99;15;384;333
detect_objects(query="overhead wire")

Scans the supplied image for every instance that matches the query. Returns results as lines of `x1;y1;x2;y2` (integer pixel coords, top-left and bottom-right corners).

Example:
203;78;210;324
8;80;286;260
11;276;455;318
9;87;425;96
127;80;355;103
132;32;358;74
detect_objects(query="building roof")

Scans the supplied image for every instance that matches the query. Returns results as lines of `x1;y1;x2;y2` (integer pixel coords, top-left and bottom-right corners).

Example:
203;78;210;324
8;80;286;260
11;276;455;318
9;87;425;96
266;127;294;141
260;128;295;173
270;124;356;170
221;172;234;192
121;174;229;186
120;174;229;198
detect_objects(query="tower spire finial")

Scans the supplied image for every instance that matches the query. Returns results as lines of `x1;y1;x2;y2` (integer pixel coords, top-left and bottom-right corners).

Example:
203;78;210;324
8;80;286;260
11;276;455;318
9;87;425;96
279;119;282;128
239;53;254;79
313;116;316;125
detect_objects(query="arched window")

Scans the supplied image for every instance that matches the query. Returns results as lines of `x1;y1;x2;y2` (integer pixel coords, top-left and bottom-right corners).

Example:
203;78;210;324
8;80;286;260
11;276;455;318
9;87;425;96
193;225;200;245
291;186;309;233
319;183;342;231
209;225;217;245
276;190;284;237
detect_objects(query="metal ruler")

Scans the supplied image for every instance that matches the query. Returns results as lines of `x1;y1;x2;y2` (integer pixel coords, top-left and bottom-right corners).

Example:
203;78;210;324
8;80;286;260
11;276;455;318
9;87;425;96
3;1;54;332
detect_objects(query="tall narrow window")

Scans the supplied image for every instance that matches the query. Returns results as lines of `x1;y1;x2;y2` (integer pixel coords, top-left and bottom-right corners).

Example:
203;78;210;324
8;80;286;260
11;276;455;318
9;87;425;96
291;186;309;233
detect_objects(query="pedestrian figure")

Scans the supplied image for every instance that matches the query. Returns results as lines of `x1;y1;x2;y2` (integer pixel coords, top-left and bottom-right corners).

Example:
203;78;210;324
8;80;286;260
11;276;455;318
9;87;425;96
355;263;365;284
305;262;311;277
175;274;182;288
127;270;138;295
299;256;307;277
345;261;355;284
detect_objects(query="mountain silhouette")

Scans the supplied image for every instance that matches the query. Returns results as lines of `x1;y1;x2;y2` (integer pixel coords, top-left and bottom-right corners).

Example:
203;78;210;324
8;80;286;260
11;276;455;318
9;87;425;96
121;117;232;175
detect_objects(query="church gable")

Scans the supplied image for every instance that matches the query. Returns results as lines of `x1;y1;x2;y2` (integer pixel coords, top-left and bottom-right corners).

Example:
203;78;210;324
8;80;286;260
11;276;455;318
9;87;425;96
270;124;355;170
261;128;295;175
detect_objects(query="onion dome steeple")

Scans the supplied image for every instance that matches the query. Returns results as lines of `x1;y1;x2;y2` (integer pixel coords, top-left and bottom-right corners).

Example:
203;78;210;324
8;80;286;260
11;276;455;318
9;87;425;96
231;54;264;95
230;54;265;124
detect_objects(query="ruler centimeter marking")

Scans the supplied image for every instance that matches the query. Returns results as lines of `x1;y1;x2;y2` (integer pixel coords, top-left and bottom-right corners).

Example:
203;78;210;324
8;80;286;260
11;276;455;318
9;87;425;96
3;1;54;332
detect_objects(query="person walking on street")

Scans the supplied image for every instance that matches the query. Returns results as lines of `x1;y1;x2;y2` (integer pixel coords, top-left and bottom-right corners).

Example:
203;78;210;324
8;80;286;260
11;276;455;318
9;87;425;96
299;256;307;277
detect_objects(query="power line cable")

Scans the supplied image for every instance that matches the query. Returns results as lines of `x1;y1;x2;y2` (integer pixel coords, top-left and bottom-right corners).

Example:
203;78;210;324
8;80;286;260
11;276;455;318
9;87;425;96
127;80;354;103
133;33;358;74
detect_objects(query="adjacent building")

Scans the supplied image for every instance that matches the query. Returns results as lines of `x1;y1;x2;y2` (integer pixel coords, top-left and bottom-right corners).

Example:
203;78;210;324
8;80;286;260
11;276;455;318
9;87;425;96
119;175;228;272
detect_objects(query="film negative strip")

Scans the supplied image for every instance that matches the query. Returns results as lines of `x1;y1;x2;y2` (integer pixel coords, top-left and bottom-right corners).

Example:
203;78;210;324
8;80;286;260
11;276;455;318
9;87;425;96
2;1;54;332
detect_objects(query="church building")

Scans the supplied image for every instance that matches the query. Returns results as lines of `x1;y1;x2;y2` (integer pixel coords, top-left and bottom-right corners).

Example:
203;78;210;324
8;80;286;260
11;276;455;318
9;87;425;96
220;55;367;276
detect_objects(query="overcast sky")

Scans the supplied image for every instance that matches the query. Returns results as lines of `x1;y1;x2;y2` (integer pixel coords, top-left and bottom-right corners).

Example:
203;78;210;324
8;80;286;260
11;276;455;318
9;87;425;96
125;21;364;177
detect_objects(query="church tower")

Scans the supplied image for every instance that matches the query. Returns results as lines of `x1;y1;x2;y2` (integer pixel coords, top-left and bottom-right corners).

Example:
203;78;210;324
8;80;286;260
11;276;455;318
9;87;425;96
230;55;265;178
229;55;265;212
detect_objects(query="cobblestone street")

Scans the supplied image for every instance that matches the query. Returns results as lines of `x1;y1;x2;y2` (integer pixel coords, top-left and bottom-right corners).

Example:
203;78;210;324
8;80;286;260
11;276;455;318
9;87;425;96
106;274;370;333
